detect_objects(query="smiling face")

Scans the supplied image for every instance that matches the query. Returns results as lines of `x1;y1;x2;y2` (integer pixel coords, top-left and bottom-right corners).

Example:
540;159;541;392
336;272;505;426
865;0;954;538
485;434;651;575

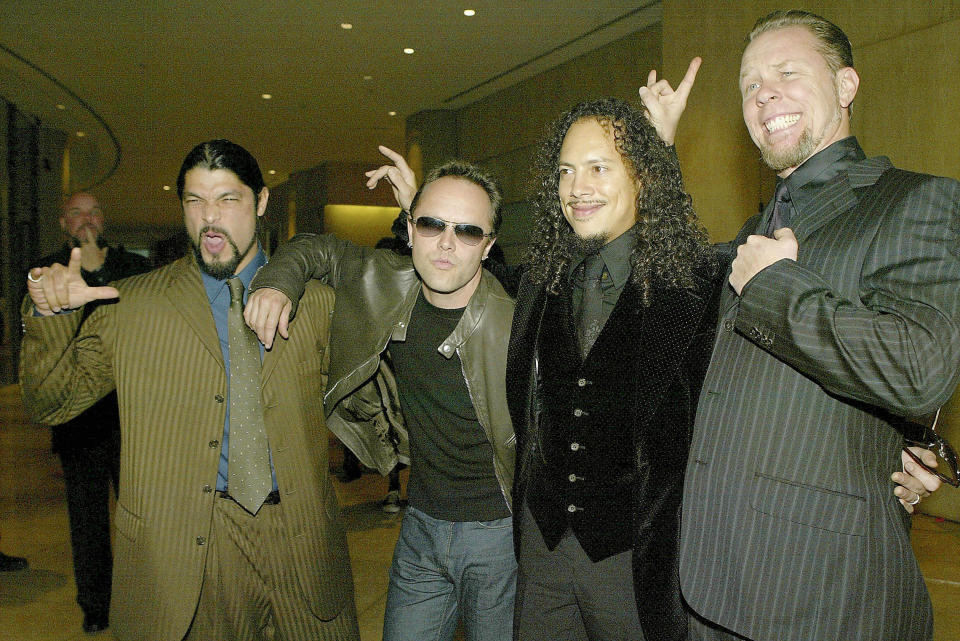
182;167;268;279
740;26;859;177
405;176;495;309
557;118;639;243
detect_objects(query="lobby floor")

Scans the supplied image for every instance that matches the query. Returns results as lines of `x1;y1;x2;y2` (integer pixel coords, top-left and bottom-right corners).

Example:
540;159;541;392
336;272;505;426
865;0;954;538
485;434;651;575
1;382;959;640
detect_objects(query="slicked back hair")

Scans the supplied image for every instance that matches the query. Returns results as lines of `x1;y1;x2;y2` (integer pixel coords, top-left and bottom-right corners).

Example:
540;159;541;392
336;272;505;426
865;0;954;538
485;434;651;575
747;9;854;75
176;140;266;206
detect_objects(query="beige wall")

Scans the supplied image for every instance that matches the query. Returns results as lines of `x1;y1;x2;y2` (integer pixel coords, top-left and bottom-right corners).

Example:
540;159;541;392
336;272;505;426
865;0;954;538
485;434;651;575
455;25;663;262
663;1;960;518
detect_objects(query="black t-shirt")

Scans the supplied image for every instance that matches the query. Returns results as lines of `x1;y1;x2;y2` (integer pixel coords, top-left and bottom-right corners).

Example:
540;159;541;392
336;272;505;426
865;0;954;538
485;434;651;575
389;292;510;522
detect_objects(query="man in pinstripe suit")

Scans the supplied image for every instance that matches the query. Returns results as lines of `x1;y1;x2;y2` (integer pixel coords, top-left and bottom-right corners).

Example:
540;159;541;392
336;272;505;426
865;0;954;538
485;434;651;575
681;10;960;641
20;140;359;641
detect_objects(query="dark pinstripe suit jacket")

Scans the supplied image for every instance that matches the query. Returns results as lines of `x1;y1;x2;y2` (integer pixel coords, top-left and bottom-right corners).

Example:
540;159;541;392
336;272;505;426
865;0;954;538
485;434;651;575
680;147;960;641
20;256;355;641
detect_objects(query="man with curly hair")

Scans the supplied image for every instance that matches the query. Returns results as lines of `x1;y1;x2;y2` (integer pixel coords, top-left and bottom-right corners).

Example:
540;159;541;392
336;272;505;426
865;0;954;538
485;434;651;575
506;62;723;638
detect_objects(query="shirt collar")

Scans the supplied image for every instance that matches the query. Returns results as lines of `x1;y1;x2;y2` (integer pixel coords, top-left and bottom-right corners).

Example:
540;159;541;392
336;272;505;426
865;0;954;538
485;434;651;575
201;247;267;305
569;224;636;290
782;136;865;193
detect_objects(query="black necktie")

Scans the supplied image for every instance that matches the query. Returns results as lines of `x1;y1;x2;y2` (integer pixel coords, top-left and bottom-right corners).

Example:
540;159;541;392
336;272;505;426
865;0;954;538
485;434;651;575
766;181;792;236
227;277;272;514
577;253;605;359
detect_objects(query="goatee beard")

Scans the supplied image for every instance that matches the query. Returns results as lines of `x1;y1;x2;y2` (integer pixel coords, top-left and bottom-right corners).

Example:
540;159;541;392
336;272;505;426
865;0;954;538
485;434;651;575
191;229;256;280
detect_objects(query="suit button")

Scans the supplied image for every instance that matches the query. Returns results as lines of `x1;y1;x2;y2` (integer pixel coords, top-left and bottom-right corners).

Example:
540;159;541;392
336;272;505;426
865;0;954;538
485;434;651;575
441;344;452;354
570;442;580;451
577;378;587;387
209;440;219;449
214;394;224;403
573;408;583;417
202;484;213;493
196;536;206;546
723;320;734;332
567;504;578;513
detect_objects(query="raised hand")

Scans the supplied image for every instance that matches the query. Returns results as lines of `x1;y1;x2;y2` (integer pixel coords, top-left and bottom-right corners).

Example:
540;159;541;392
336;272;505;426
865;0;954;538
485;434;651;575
638;56;701;146
365;145;417;211
243;287;293;349
26;247;119;316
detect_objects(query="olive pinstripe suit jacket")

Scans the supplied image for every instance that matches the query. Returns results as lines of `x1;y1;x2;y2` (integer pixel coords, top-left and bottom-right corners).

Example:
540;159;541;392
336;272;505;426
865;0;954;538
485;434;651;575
680;148;960;641
20;255;354;641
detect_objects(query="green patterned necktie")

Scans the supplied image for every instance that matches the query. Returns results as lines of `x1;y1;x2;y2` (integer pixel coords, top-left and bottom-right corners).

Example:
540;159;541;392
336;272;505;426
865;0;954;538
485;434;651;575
226;277;272;514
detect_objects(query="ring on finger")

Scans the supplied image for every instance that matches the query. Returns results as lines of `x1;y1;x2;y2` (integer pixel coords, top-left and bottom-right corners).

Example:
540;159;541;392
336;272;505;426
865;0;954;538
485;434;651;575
908;493;921;506
27;272;43;283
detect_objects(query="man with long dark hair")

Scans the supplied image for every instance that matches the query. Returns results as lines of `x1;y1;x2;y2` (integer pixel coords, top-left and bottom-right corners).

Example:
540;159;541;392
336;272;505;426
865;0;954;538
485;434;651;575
20;140;359;641
507;92;722;641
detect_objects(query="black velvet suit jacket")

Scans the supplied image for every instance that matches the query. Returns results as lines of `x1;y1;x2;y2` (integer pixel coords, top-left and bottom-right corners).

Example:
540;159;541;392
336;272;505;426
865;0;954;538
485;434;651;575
507;259;725;641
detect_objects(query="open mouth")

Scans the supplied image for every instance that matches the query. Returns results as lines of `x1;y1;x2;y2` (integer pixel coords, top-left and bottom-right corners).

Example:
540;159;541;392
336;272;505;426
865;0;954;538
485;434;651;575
201;230;227;255
764;113;800;134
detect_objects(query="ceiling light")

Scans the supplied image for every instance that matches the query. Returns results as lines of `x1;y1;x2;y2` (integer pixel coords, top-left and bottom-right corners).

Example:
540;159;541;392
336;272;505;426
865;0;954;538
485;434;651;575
56;104;66;110
268;170;276;175
76;131;86;137
261;93;272;100
163;185;171;191
464;9;476;16
403;47;415;55
341;23;352;30
363;75;373;81
388;111;397;117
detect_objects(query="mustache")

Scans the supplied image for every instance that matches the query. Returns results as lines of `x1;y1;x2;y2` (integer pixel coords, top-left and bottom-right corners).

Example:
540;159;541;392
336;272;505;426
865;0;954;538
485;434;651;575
565;199;606;207
198;225;232;241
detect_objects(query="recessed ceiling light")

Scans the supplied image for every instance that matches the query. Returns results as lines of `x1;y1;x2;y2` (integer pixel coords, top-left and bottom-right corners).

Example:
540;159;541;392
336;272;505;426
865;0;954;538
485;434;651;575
76;131;86;137
268;170;276;175
56;104;66;110
261;93;272;100
341;23;352;30
363;75;373;81
163;185;171;191
464;9;476;16
388;111;397;117
403;47;415;55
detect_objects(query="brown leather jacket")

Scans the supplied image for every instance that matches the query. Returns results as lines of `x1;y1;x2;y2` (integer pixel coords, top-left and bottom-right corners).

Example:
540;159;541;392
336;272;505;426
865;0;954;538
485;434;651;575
250;233;517;508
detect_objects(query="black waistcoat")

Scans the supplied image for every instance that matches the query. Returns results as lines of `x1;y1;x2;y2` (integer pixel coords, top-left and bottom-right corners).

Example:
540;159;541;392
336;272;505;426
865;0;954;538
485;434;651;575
526;285;649;562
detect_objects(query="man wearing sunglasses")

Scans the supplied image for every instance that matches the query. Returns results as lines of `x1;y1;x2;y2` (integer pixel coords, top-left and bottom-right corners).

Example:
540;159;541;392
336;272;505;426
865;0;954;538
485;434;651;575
245;161;517;641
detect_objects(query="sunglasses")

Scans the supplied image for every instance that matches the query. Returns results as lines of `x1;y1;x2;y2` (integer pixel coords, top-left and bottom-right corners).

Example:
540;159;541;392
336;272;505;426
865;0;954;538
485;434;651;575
412;216;493;246
902;408;960;488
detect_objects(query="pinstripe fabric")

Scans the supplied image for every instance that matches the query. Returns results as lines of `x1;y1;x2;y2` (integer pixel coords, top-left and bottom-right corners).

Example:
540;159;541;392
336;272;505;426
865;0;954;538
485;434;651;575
20;256;356;641
680;153;960;641
185;497;358;640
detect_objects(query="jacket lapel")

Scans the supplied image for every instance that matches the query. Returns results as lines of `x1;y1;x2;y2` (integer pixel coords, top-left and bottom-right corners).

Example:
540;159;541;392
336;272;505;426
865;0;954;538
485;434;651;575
164;257;224;369
589;280;711;429
791;156;891;243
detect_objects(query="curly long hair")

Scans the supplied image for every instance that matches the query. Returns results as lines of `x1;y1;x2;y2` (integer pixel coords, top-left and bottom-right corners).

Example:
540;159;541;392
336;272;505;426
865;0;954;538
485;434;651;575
525;98;714;306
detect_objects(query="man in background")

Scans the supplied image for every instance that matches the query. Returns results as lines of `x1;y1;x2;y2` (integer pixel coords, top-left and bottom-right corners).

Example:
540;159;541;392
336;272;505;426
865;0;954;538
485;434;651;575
681;10;960;641
27;192;150;633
